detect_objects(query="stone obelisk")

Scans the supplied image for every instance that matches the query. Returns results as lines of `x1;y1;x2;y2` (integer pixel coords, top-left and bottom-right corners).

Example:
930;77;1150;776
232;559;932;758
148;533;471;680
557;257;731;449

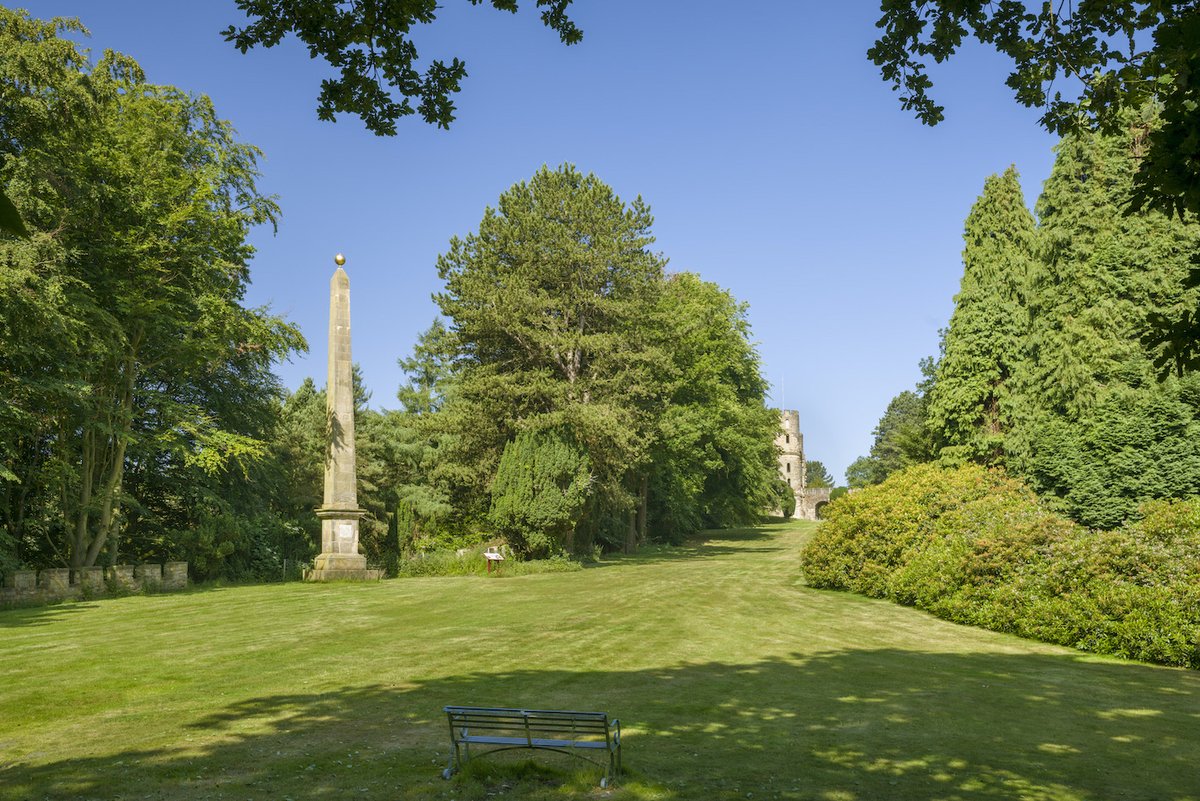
309;254;378;581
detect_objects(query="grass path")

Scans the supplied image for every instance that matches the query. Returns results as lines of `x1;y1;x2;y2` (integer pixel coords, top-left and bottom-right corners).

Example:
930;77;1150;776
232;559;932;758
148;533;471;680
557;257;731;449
2;520;1198;800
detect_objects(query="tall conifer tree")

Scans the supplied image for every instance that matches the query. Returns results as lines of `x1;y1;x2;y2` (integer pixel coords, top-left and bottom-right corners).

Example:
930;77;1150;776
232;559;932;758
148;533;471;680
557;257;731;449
928;167;1035;465
1008;111;1200;527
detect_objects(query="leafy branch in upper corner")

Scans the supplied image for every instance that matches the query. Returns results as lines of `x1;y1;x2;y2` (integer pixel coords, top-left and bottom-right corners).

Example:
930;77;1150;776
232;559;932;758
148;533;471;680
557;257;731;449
869;2;1200;219
222;0;582;135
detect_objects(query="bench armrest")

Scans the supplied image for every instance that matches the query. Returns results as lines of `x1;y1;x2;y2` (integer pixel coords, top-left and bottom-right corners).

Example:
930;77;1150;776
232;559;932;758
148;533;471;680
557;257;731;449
611;718;620;747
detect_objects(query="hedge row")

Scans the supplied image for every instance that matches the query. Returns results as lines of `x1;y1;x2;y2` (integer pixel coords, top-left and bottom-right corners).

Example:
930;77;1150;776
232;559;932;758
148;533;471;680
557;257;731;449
801;463;1200;668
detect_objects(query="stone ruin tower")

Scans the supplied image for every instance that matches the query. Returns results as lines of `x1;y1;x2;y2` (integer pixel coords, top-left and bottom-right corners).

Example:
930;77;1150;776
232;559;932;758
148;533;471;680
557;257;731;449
776;409;805;502
776;409;830;521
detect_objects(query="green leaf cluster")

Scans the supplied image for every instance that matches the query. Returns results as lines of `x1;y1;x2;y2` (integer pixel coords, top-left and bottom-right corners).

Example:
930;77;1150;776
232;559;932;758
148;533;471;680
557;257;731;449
870;2;1200;218
223;0;581;135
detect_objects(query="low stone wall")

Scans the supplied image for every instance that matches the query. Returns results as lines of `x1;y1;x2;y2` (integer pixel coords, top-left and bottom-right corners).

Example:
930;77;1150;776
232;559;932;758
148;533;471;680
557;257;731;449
0;562;188;606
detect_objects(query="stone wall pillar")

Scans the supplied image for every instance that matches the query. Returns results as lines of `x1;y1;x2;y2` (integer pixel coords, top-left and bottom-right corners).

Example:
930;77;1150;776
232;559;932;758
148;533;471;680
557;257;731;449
77;567;105;592
39;568;71;596
7;570;36;593
163;562;188;590
109;565;136;589
135;564;163;588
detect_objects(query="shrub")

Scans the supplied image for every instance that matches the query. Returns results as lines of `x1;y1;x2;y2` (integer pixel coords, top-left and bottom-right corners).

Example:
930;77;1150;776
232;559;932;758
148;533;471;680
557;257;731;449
802;462;1029;596
490;429;593;557
801;464;1200;668
395;547;583;578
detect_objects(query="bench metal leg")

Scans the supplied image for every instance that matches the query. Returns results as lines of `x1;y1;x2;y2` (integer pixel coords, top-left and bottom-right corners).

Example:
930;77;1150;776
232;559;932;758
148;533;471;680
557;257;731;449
443;735;464;780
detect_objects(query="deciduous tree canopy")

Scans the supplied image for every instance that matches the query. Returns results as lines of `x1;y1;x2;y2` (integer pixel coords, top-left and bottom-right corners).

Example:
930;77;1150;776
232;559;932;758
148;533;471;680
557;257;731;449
0;9;303;572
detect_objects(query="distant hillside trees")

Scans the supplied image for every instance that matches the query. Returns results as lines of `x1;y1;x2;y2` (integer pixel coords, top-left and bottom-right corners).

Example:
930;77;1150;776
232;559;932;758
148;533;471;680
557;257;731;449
845;360;937;488
804;461;834;489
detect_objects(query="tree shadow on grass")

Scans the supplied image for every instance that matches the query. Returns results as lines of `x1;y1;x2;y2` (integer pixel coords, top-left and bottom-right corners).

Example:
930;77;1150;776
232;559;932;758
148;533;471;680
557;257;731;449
585;526;785;570
0;600;100;628
4;648;1199;801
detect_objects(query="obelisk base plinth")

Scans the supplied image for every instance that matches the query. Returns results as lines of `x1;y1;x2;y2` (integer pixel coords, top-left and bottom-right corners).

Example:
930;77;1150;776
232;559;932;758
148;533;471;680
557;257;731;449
306;508;382;581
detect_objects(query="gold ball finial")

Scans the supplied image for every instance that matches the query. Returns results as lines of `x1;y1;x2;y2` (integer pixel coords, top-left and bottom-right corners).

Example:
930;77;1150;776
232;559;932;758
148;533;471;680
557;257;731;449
334;253;346;266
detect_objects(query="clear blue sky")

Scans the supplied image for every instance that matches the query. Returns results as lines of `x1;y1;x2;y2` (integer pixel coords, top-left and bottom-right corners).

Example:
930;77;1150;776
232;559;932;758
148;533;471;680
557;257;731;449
29;1;1058;482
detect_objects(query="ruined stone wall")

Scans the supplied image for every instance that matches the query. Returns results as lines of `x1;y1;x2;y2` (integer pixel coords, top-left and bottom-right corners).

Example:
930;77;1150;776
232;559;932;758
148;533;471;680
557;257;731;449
796;487;832;521
0;562;188;606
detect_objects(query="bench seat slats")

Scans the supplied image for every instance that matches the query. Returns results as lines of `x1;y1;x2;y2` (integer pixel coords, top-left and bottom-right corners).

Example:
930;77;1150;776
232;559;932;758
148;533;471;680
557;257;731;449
457;735;610;749
451;724;604;733
448;714;607;723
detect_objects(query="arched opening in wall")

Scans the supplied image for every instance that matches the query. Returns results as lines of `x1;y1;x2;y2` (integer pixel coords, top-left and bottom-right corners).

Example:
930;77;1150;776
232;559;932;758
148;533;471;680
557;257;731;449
814;501;830;520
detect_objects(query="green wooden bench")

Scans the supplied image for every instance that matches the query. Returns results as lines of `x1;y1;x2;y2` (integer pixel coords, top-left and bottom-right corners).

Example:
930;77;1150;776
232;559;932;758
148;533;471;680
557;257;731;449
442;705;622;787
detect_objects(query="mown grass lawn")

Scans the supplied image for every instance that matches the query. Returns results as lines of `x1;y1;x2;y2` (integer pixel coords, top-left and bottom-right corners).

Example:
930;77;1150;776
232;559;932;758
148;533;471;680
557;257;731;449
2;520;1198;800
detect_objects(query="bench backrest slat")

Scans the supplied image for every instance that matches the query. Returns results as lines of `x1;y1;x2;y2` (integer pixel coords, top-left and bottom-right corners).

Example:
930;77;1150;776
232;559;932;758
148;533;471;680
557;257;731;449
445;706;612;743
451;720;606;731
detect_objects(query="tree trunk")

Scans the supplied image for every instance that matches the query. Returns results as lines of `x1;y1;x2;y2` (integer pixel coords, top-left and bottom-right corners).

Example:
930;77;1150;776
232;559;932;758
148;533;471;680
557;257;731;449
68;428;95;570
637;473;648;544
624;509;637;554
70;341;138;568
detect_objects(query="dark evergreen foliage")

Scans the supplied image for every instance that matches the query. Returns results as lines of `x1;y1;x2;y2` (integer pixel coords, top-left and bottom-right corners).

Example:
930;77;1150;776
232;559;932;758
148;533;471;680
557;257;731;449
927;167;1035;467
804;460;834;489
865;113;1200;528
489;428;592;557
1008;115;1200;528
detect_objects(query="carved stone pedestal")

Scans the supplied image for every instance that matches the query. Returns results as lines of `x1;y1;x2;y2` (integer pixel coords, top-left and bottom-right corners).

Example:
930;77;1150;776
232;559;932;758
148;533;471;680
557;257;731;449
308;507;382;581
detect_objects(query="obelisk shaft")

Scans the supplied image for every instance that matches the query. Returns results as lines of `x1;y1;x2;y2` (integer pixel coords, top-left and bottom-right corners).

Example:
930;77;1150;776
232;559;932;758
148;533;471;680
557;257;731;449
324;267;357;509
310;262;371;579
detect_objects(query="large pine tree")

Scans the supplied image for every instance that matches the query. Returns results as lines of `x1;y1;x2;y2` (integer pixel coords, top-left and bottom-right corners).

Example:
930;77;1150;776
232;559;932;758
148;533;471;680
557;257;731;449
431;165;670;543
